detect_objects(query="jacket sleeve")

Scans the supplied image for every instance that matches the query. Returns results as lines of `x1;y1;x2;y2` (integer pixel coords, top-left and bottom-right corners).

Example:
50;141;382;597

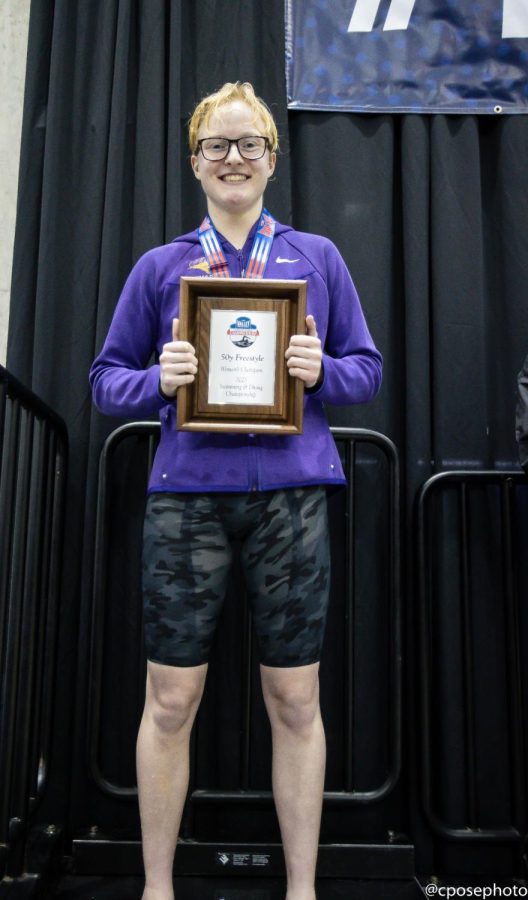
89;250;167;418
308;241;383;407
516;353;528;474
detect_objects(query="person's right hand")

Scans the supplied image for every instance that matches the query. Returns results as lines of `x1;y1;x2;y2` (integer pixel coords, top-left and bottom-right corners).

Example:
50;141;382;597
159;318;198;398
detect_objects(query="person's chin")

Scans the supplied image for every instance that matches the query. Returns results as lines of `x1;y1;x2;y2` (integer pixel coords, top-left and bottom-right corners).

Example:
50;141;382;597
219;192;254;212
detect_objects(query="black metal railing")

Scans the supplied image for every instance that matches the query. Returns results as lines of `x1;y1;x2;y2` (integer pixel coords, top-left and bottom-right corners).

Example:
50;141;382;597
417;470;528;845
87;423;402;812
0;365;68;878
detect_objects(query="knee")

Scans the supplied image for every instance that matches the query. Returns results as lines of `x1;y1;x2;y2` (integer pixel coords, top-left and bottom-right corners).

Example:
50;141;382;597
150;693;195;735
145;669;205;736
262;670;320;735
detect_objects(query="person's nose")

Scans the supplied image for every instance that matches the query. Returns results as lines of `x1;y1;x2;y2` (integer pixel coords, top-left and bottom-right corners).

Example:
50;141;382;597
225;141;244;163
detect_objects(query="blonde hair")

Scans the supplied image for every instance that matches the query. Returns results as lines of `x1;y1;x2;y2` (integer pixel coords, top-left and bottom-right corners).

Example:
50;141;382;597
188;82;279;155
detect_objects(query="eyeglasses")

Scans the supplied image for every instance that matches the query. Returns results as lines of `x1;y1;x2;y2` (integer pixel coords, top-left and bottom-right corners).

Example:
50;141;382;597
197;136;269;161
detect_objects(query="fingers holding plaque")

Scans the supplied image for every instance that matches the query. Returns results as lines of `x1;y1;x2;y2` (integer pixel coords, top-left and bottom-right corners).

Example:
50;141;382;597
177;277;307;434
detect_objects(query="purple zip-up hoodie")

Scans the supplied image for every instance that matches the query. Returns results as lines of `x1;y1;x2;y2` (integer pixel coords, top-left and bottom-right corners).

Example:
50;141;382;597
89;219;382;493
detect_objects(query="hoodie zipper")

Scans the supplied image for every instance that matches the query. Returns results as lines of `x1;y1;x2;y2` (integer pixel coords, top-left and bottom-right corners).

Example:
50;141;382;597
247;434;259;491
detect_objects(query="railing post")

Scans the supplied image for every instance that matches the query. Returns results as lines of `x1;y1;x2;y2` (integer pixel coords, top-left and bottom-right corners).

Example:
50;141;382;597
417;470;527;845
0;365;68;878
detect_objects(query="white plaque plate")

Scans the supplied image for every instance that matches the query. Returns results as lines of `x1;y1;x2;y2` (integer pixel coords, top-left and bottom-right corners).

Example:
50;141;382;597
208;309;277;406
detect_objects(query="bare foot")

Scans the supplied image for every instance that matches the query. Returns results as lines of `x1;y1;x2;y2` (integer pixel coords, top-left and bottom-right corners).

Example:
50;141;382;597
285;889;317;900
141;886;174;900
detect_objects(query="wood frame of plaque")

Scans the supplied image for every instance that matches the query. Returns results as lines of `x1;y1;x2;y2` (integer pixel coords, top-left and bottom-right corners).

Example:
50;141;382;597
176;277;307;434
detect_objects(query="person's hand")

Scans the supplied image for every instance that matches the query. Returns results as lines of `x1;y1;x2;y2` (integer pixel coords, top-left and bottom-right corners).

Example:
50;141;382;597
285;314;322;389
159;318;198;398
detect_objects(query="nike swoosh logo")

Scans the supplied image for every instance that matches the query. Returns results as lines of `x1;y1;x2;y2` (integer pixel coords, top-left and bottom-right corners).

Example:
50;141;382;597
275;256;300;263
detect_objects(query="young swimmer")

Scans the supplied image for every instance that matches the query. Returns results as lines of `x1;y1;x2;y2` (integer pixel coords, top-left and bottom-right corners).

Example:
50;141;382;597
90;81;382;900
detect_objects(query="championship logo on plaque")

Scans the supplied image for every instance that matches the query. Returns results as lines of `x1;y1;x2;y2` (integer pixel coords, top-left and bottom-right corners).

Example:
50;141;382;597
227;316;259;349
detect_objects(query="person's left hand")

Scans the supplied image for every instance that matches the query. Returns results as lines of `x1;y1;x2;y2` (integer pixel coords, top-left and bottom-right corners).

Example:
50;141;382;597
285;314;323;389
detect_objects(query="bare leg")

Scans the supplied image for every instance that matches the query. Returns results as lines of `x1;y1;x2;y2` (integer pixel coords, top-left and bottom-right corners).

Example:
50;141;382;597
137;660;207;900
260;662;325;900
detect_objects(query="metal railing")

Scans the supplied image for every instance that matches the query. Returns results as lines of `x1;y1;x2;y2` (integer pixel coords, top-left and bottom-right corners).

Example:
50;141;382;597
417;470;528;845
0;365;68;878
87;423;402;813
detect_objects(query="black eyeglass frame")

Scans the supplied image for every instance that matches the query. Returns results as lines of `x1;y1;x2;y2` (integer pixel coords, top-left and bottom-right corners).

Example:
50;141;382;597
196;136;270;161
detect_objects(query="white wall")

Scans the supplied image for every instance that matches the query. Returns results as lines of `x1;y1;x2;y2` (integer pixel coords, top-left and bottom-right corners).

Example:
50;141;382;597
0;0;31;366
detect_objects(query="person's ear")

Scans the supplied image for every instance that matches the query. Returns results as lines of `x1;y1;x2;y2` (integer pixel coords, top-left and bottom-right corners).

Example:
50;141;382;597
191;154;201;181
268;151;276;179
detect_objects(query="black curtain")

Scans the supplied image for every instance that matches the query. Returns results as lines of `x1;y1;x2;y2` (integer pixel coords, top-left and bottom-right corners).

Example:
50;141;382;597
7;0;528;878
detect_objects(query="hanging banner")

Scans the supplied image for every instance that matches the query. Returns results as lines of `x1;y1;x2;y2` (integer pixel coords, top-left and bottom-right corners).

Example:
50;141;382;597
286;0;528;113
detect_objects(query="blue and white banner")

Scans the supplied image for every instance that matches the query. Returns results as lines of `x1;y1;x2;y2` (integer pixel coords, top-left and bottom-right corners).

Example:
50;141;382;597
286;0;528;113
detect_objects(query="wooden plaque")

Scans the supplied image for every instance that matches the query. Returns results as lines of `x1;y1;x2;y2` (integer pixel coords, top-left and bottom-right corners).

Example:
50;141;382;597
176;277;307;434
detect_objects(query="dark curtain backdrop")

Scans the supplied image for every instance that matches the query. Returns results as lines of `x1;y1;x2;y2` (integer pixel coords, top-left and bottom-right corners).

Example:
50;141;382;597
6;0;528;878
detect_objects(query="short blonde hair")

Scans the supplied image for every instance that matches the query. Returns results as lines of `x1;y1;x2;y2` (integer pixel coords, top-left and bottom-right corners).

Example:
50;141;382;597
188;82;279;155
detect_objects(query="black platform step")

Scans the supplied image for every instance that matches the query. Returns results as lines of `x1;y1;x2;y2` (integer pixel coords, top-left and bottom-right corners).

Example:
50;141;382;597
51;875;424;899
72;838;415;881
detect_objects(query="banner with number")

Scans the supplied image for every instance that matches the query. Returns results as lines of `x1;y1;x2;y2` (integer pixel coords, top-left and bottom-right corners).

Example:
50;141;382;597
286;0;528;113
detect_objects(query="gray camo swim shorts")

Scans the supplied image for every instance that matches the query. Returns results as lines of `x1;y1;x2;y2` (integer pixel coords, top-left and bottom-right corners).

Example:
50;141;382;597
142;486;330;668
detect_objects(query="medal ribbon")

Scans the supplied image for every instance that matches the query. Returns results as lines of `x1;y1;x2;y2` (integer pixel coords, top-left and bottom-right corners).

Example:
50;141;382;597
197;209;276;279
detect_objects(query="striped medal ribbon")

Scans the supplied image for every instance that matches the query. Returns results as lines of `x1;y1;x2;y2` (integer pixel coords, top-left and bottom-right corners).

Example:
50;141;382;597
197;209;276;279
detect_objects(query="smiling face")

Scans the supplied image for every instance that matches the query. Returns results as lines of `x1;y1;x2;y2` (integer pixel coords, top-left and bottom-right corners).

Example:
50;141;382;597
191;100;276;221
